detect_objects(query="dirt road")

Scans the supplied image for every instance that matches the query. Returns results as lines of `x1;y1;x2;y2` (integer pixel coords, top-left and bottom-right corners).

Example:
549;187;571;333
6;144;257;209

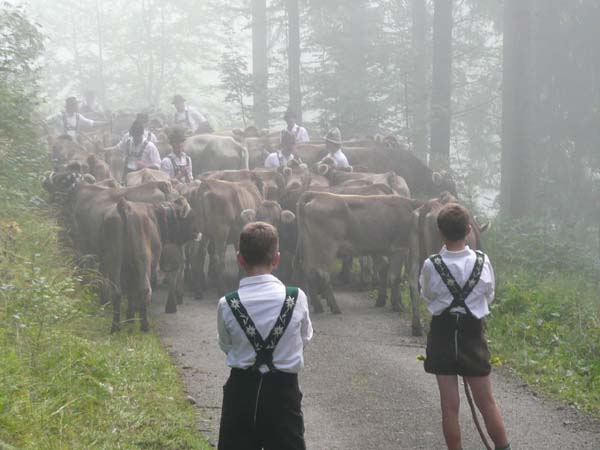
153;288;600;449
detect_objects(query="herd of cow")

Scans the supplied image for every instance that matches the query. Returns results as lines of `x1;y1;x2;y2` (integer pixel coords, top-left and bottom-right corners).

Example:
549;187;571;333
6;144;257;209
42;127;488;336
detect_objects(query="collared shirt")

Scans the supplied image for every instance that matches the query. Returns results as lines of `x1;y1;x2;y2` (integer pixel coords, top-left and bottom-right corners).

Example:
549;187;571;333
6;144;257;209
48;112;96;138
328;149;350;169
285;124;310;143
161;152;193;181
173;106;206;132
217;274;314;374
119;129;158;145
118;138;162;170
264;151;298;168
419;245;495;319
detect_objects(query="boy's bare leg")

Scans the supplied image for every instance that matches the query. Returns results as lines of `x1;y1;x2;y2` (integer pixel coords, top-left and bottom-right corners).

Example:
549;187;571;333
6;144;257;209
465;375;509;449
436;375;462;450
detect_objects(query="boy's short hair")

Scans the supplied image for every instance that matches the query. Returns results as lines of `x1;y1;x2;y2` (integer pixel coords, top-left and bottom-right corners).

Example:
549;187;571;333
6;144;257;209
437;203;471;241
239;222;279;267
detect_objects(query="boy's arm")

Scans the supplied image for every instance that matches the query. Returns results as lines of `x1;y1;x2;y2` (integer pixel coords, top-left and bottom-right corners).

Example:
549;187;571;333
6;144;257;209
299;289;314;346
217;298;233;354
419;259;437;304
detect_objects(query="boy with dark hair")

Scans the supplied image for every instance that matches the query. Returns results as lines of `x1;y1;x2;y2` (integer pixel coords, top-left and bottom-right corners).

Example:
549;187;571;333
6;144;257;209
420;203;511;450
217;222;313;450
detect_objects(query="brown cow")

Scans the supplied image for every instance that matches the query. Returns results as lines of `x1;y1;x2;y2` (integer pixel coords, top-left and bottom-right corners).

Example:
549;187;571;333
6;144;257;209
115;197;198;332
185;134;249;176
296;192;422;314
407;192;489;336
126;168;171;187
186;179;263;298
317;164;411;197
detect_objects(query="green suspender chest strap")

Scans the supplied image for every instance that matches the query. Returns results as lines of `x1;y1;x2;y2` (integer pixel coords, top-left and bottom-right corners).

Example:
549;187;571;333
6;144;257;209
429;251;485;316
225;287;299;373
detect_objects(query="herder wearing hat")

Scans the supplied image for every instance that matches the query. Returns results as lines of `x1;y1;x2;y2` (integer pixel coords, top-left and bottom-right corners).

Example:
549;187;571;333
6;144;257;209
217;221;313;450
118;118;162;184
172;94;213;134
46;96;107;141
321;127;351;170
161;126;193;183
264;129;301;168
283;108;310;143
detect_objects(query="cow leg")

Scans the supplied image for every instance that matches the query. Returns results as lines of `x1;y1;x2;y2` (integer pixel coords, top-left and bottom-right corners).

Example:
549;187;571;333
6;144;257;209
318;269;341;315
390;251;407;313
337;257;352;285
407;244;423;337
214;241;227;295
359;257;373;290
207;240;217;281
139;287;151;332
165;271;178;314
373;256;389;307
191;238;208;300
307;271;324;314
176;265;185;305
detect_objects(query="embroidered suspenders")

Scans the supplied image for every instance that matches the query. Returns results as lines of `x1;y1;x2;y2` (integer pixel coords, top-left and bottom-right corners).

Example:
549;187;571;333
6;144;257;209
429;251;485;316
62;112;80;135
225;287;299;372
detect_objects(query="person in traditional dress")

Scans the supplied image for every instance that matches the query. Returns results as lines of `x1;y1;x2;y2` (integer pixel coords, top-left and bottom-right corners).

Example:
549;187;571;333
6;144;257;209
161;127;193;183
172;94;213;134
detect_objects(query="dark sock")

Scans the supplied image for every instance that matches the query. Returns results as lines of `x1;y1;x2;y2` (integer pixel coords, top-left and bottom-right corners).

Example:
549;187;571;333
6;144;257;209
496;444;511;450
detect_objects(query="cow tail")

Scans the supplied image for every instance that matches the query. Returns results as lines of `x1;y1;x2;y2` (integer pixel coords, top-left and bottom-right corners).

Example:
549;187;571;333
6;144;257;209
240;145;250;170
293;194;308;274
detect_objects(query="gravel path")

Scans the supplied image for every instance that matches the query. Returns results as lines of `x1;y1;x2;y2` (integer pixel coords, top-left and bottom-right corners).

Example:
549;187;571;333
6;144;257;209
152;286;600;450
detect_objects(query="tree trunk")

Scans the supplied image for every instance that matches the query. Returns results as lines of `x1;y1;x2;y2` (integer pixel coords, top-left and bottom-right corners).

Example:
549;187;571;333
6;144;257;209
411;0;428;159
252;0;269;129
430;0;453;170
287;0;302;123
95;0;106;105
500;0;533;218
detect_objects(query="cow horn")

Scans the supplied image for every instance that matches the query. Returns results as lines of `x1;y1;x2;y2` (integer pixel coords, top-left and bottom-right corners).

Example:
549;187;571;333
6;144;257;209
432;172;443;185
241;209;257;224
317;164;329;176
281;210;296;224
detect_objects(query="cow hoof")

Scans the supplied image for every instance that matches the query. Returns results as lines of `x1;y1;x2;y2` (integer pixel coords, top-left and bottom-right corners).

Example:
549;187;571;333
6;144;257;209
330;307;342;315
194;292;204;301
375;298;386;308
392;303;405;313
312;306;324;314
412;323;423;337
111;324;120;334
165;305;177;314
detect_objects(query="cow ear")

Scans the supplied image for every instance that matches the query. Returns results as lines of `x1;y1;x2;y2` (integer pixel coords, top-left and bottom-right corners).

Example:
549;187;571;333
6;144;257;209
83;174;96;184
281;210;296;224
432;172;442;185
317;164;329;176
241;209;257;224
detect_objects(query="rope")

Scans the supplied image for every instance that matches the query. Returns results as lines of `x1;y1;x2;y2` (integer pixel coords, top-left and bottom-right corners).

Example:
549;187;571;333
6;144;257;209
463;377;493;450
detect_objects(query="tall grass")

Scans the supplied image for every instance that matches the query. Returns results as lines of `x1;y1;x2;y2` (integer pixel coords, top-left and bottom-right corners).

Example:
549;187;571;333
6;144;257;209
485;222;600;415
0;142;211;449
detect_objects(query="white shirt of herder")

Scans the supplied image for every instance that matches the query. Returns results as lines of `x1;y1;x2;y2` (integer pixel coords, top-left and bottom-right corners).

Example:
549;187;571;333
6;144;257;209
161;153;193;180
119;138;162;170
329;149;350;169
217;274;314;374
419;246;495;319
264;151;297;168
173;106;206;132
287;124;310;143
49;112;95;138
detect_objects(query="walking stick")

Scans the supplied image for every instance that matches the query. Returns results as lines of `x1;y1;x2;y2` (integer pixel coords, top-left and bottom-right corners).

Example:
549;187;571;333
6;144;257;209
463;377;493;450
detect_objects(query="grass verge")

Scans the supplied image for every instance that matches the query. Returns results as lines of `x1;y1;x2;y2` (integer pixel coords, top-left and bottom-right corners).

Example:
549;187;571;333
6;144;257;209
485;223;600;416
0;142;212;449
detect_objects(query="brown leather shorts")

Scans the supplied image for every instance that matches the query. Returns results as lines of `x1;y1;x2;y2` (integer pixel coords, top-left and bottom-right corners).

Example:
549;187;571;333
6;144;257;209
424;312;491;377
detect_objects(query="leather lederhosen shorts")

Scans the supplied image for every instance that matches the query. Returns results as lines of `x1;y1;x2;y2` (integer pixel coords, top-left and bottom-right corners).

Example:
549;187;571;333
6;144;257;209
424;311;491;377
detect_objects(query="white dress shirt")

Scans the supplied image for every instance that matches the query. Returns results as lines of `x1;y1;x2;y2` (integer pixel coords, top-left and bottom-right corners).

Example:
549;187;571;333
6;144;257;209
120;129;158;144
118;138;162;170
161;152;193;181
285;124;310;143
217;274;314;374
173;106;206;132
420;246;495;319
48;112;96;138
264;151;298;168
328;149;351;169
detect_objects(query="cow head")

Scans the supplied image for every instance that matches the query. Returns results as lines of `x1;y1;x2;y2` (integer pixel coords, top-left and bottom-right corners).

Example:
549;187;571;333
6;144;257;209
42;170;95;196
158;197;200;245
241;201;297;253
431;171;457;196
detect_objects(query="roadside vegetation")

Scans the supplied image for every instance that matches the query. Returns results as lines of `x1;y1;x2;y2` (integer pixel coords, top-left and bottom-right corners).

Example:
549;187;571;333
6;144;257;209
0;5;211;449
485;224;600;416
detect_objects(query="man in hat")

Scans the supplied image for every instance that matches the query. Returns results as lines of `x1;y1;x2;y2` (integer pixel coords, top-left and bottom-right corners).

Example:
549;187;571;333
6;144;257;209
321;127;351;169
161;126;193;183
264;129;301;168
283;109;310;143
47;97;107;141
119;113;158;144
117;119;162;184
172;94;213;134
